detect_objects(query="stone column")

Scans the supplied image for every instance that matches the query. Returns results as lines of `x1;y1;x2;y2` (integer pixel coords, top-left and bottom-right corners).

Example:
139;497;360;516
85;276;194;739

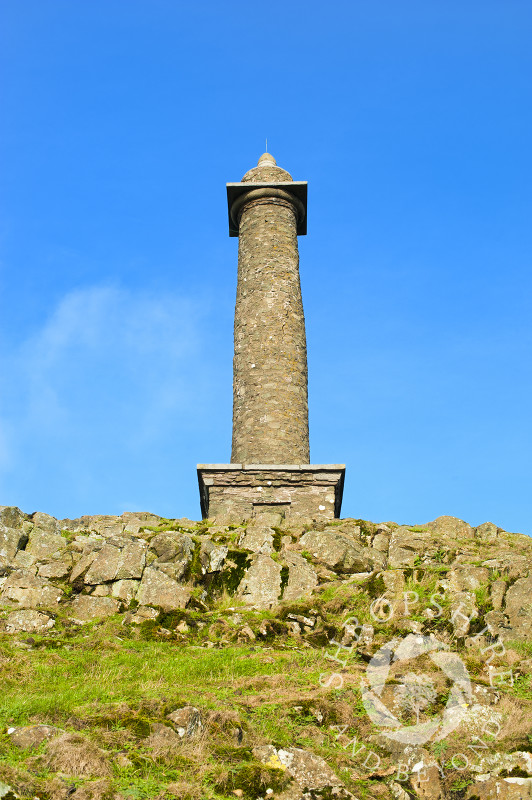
196;152;345;523
229;153;310;464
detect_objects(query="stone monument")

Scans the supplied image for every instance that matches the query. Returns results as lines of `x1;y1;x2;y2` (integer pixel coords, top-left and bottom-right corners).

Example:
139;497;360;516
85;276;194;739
197;153;345;521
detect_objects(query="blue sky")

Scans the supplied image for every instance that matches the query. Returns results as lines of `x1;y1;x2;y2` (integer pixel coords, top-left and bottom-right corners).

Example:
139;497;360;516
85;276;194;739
1;1;531;533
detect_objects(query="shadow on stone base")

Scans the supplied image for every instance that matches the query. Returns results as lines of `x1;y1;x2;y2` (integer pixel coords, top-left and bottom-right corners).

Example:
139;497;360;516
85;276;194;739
197;464;345;522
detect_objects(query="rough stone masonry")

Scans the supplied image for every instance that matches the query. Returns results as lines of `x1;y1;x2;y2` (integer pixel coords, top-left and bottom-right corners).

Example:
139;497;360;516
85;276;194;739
231;152;309;464
197;154;345;521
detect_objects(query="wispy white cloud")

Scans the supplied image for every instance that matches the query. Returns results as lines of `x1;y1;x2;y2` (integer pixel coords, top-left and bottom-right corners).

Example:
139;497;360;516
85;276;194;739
0;284;208;489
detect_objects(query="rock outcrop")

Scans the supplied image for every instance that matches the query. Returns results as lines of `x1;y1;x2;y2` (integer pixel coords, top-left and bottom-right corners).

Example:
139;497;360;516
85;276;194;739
0;507;530;639
1;506;531;800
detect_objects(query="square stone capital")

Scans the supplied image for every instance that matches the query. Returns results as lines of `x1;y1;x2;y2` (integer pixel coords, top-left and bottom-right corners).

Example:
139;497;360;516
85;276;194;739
226;181;308;237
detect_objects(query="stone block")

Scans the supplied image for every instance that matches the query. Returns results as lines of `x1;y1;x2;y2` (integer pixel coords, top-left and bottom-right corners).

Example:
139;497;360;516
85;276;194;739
2;571;63;608
67;595;120;622
26;531;67;561
38;559;71;580
197;464;345;521
136;567;191;612
4;609;55;633
282;551;318;602
503;575;532;638
237;554;282;608
0;524;28;570
299;530;371;573
83;540;147;584
167;706;203;739
31;512;60;535
237;526;275;554
111;579;139;604
0;507;26;528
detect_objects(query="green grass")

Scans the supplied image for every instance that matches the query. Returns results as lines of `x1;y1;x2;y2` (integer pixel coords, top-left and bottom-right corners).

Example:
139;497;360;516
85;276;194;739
508;674;532;701
0;635;319;726
0;624;332;799
507;640;532;658
2;512;532;800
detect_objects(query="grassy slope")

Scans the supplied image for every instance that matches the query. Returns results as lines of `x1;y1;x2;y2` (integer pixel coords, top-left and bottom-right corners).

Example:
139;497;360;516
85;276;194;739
1;557;531;799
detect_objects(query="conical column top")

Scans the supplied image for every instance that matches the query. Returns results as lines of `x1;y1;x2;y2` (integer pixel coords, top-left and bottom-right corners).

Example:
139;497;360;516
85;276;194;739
257;152;276;166
242;152;293;183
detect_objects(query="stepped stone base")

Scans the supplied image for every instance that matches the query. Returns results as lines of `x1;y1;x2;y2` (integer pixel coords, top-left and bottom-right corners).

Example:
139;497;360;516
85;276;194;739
197;464;345;521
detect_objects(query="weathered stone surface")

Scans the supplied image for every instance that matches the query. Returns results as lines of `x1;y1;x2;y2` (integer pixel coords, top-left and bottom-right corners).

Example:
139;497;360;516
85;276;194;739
200;465;344;522
150;532;194;563
451;591;477;637
92;584;111;596
484;610;512;639
153;560;189;582
87;519;124;538
282;552;318;602
60;515;127;539
476;521;499;542
69;547;100;583
503;576;532;638
473;751;532;778
0;506;25;528
200;539;228;572
67;595;120;622
373;532;391;552
388;527;433;568
4;609;55;633
391;781;414;800
126;605;159;624
409;764;444;800
26;531;67;561
427;515;474;539
299;530;371;573
324;520;364;541
482;554;530;581
0;781;19;799
466;777;532;800
491;578;507;611
111;579;139;604
254;509;284;528
449;566;489;592
238;525;275;554
31;512;60;534
382;569;406;595
136;567;191;611
237;623;256;641
12;550;36;571
1;571;63;608
167;706;203;739
237;554;282;607
8;724;62;749
150;533;178;561
37;559;71;579
0;524;28;570
148;534;193;584
84;540;146;584
121;511;161;531
253;745;352;795
231;154;309;465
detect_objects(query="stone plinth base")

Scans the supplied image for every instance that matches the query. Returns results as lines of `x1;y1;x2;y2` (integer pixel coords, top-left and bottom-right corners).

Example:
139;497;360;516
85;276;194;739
197;464;345;521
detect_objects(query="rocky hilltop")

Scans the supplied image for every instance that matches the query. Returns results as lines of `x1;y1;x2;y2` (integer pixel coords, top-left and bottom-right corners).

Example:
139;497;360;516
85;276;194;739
0;507;531;800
